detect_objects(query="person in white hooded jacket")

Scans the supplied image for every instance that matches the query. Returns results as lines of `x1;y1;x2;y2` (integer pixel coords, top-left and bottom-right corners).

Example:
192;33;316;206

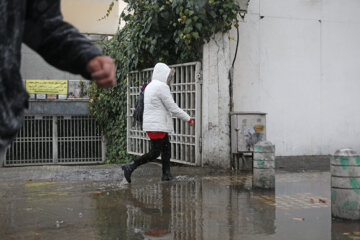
122;63;193;182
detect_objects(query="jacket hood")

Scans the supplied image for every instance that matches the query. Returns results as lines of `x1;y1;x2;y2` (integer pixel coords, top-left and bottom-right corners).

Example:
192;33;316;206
152;63;171;83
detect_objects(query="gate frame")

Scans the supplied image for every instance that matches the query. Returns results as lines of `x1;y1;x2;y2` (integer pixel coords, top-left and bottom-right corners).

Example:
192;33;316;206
127;62;202;166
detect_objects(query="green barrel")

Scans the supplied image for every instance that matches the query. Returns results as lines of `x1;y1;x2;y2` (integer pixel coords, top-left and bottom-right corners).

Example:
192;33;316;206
331;148;360;220
253;141;275;189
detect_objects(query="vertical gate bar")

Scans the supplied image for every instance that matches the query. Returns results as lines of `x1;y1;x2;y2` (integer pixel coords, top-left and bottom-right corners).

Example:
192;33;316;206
66;117;69;161
97;118;100;161
181;67;186;161
87;117;89;161
92;117;95;161
86;116;90;162
67;117;69;161
18;118;22;164
83;117;86;161
38;117;40;162
63;117;65;161
35;118;38;162
90;117;93;160
66;117;69;162
58;117;60;161
71;117;74;162
45;117;47;162
32;117;34;162
43;116;45;162
27;117;31;161
94;117;97;161
102;134;106;162
77;117;79;161
127;73;131;155
74;117;76;161
175;66;179;160
38;117;41;162
92;117;95;162
28;117;31;163
135;136;138;154
85;117;88;160
68;117;70;161
185;65;189;111
93;117;95;161
46;117;48;162
53;116;58;164
79;117;82;161
48;117;50;162
190;67;195;163
75;117;77;162
42;117;45;162
195;62;202;166
82;117;85;161
40;117;43;162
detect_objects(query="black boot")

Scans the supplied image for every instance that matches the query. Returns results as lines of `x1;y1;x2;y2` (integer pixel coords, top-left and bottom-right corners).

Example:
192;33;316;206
161;164;174;181
162;169;174;181
121;161;137;183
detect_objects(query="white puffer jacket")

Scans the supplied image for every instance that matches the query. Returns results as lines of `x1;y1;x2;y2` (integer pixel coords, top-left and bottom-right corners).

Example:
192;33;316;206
142;63;191;132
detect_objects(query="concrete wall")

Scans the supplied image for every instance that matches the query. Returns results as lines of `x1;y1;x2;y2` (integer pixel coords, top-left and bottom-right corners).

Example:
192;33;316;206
202;34;232;168
21;44;84;81
230;0;360;156
21;44;93;99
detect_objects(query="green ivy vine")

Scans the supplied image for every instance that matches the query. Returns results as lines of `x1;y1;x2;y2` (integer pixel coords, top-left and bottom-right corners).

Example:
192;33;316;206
89;0;241;163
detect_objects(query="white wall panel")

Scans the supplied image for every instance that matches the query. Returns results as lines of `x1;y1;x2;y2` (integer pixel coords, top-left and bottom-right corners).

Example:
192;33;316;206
231;0;360;156
259;18;321;155
231;13;261;112
260;0;322;20
321;21;360;152
322;0;360;23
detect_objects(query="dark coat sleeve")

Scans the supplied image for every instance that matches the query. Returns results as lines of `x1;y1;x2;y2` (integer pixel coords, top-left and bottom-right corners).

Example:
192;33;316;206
22;0;102;79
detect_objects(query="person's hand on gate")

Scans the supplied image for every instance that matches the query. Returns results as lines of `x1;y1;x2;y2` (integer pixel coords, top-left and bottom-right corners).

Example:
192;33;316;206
189;118;194;126
87;56;116;89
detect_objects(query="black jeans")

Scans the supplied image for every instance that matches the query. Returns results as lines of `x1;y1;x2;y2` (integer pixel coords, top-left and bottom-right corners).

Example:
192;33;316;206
134;134;171;174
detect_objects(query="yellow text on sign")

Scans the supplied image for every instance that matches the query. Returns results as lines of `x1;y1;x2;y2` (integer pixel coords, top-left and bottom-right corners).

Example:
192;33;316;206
26;80;68;95
255;125;264;131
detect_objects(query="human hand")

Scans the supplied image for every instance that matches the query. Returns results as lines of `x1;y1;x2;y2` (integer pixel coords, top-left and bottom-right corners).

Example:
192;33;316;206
189;119;194;126
87;56;116;89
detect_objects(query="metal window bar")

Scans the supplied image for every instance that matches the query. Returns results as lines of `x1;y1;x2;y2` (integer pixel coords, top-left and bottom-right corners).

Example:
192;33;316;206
4;115;105;166
127;62;202;166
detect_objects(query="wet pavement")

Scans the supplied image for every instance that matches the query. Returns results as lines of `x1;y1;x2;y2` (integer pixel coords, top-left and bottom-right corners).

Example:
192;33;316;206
0;163;359;240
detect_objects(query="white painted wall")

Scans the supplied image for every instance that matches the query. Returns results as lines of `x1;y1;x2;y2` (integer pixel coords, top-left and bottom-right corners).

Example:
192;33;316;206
61;0;125;35
230;0;360;156
202;34;232;168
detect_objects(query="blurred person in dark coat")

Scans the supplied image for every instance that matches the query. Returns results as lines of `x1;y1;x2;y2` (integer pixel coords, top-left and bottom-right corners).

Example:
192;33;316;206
0;0;116;165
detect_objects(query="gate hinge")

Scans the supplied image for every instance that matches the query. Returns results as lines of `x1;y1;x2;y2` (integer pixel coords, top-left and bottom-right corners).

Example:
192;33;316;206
196;71;203;84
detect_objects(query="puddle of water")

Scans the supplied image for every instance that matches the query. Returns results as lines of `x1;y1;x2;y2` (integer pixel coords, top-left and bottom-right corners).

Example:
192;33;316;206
0;171;359;239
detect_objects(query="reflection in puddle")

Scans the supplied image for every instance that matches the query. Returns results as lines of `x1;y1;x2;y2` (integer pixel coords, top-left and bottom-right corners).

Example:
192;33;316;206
0;171;359;239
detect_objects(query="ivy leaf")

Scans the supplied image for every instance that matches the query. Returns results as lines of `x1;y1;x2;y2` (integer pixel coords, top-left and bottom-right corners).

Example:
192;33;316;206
195;23;202;31
192;32;200;39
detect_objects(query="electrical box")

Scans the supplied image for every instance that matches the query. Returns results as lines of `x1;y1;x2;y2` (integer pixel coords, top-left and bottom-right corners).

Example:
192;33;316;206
231;112;266;154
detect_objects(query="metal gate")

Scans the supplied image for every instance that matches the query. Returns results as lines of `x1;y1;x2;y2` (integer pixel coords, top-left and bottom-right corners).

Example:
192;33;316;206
127;62;202;166
4;115;105;166
126;181;203;239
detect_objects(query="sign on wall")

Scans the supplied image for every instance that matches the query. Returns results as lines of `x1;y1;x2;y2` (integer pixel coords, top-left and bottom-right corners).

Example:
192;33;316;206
26;80;68;95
